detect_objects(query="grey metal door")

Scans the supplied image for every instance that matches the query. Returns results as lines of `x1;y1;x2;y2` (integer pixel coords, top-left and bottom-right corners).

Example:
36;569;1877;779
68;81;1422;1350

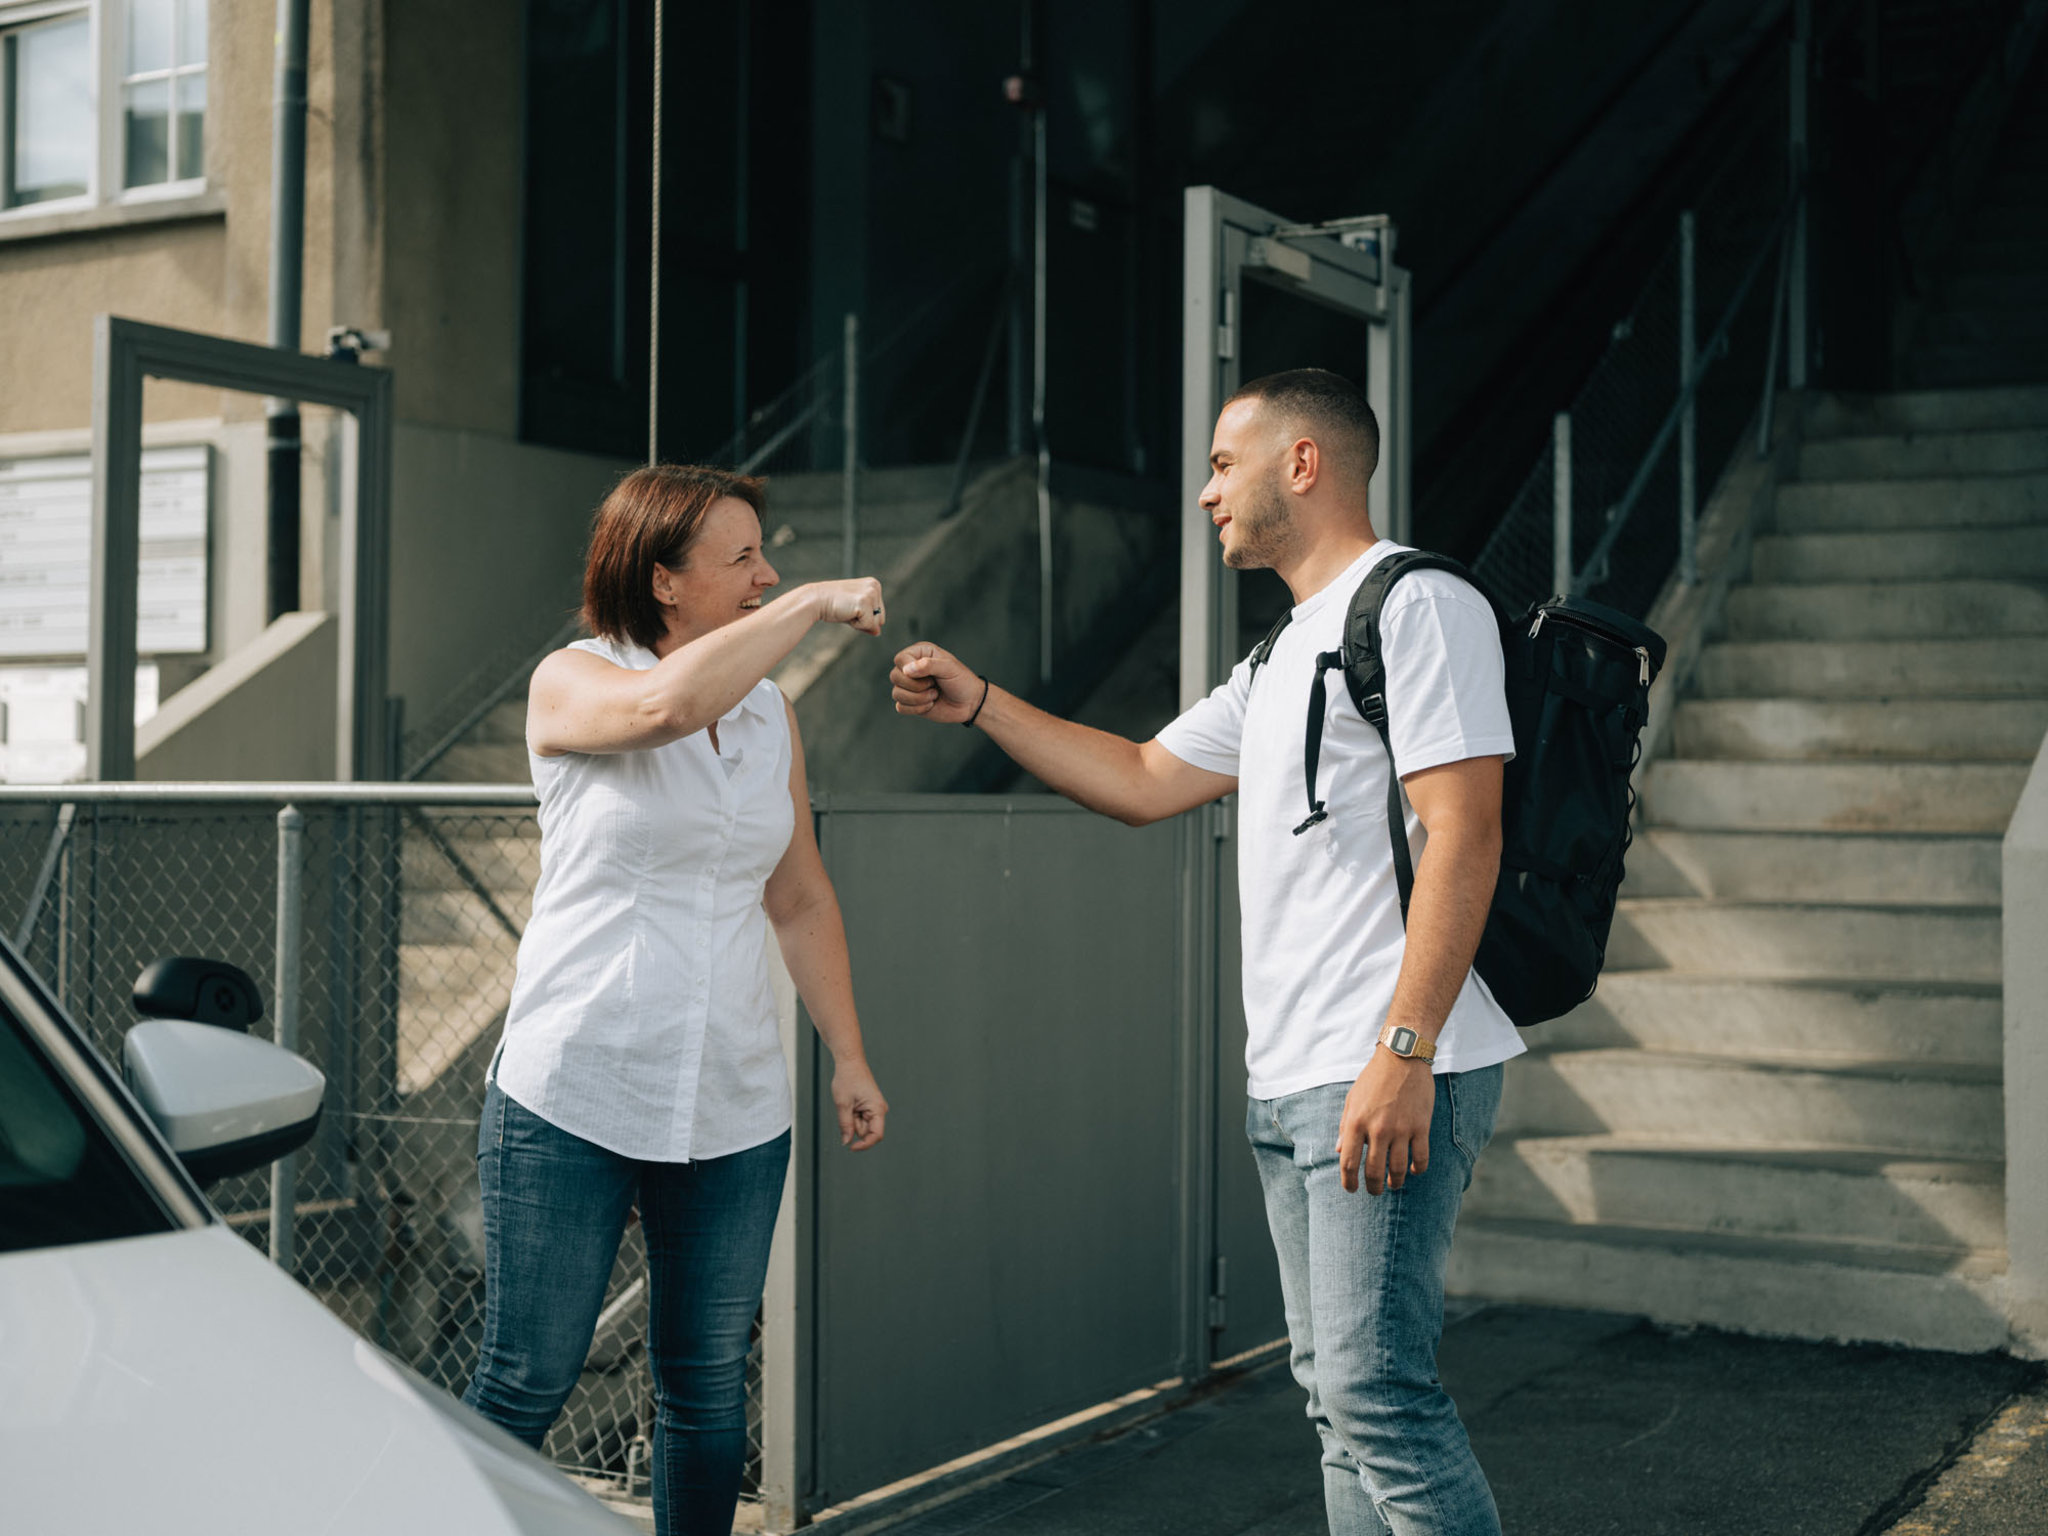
1179;189;1414;1371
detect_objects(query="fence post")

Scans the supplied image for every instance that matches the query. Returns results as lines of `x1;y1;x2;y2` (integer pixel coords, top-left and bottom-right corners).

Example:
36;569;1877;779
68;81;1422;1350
1679;209;1698;586
1788;0;1810;391
270;802;305;1273
1552;412;1573;596
841;312;860;578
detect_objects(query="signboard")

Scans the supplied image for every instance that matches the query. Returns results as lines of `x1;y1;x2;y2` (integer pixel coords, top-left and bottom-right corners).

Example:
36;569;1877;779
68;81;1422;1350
0;445;209;659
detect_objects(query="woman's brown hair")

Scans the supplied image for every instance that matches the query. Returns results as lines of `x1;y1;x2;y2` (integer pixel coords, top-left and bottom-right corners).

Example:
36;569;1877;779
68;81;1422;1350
581;465;766;651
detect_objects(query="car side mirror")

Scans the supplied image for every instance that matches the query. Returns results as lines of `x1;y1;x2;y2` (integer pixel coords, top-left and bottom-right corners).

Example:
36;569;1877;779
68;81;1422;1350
133;956;265;1032
122;955;324;1188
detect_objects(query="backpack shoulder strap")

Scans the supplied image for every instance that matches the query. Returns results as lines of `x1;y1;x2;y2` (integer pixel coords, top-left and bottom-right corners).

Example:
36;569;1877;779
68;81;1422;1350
1246;610;1292;693
1295;550;1501;918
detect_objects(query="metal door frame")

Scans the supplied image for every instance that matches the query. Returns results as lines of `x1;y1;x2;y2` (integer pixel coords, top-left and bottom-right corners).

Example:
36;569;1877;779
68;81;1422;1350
89;315;393;780
1175;187;1411;1378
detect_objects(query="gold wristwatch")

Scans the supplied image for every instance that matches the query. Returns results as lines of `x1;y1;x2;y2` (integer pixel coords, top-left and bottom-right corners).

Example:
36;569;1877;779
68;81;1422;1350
1378;1021;1437;1062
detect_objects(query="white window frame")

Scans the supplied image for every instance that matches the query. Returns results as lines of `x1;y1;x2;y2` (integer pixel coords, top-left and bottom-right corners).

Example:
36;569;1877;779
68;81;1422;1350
0;0;208;225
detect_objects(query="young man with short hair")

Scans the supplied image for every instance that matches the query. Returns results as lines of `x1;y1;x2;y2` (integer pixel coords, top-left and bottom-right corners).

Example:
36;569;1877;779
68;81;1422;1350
891;368;1520;1536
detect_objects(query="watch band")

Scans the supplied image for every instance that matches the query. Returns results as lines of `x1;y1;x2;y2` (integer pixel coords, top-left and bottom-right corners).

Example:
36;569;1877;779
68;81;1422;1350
1378;1022;1437;1061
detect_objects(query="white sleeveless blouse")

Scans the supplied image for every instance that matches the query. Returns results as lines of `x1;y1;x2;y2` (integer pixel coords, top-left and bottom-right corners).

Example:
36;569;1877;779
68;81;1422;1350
492;636;797;1162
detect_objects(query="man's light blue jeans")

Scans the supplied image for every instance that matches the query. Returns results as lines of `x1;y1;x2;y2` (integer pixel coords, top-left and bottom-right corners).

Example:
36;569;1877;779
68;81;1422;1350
462;1082;789;1536
1247;1066;1504;1536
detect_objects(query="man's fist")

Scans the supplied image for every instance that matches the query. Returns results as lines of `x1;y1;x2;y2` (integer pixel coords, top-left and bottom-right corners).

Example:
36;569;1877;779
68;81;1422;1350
891;643;984;724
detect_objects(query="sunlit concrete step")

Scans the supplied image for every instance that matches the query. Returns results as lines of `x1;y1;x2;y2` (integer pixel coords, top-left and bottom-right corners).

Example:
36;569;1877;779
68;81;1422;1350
401;887;534;946
1773;472;2048;532
1496;1048;2003;1157
426;741;535;784
1695;637;2048;698
1605;900;2000;983
397;942;516;1095
1671;698;2048;760
1446;1217;2010;1353
1751;528;2048;583
1631;828;2002;904
400;829;541;895
1723;580;2048;640
1542;975;2002;1067
1803;385;2048;438
1642;760;2029;834
1466;1137;2005;1252
1798;428;2048;481
473;697;530;744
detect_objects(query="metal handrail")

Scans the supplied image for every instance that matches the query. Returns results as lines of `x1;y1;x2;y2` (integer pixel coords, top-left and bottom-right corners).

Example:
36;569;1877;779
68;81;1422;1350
0;782;537;804
401;616;581;782
1572;188;1799;596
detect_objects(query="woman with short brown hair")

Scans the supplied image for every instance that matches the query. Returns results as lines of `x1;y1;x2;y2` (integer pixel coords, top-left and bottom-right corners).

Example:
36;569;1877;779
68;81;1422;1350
463;464;888;1536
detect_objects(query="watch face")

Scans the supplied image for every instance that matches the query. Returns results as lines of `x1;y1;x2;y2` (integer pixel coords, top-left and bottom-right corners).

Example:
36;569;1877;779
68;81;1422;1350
1388;1026;1418;1056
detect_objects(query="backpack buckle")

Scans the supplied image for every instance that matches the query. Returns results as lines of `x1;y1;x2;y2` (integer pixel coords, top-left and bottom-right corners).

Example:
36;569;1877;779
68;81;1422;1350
1360;691;1388;728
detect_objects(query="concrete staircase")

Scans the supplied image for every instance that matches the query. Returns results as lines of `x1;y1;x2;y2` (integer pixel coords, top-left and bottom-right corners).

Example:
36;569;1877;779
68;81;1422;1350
1451;383;2048;1352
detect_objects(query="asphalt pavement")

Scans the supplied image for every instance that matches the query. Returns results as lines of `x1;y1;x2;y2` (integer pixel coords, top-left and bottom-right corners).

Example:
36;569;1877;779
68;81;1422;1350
819;1305;2043;1536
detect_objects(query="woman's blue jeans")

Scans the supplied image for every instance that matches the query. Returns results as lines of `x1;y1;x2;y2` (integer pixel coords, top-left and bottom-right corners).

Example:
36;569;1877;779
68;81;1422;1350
462;1082;789;1536
1248;1066;1504;1536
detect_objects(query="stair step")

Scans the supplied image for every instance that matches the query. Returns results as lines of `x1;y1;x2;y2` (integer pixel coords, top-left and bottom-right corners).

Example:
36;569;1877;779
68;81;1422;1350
761;463;961;512
397;942;516;1095
1497;1047;2003;1156
1773;471;2048;532
1606;899;2000;982
1542;975;2001;1067
1644;759;2028;834
401;887;534;946
1695;637;2048;698
1466;1137;2005;1252
1671;698;2048;761
473;697;529;745
422;741;534;784
1446;1217;2009;1353
1723;580;2048;640
757;530;928;588
1752;527;2048;582
1905;346;2048;391
1803;384;2048;439
400;827;541;896
1798;428;2048;481
1921;306;2048;350
1933;272;2048;316
1631;828;2003;904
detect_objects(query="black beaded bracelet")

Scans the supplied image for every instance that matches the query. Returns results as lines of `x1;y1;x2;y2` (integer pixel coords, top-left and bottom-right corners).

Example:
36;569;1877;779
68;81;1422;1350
963;674;992;728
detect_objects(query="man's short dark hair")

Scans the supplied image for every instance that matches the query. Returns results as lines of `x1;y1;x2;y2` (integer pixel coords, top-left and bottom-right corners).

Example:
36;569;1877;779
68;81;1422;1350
1225;369;1380;485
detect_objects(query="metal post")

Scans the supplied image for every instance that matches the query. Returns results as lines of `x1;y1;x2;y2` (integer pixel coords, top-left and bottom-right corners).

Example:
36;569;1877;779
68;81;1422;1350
841;312;859;577
1033;97;1052;685
1552;412;1573;596
1788;0;1810;391
1679;209;1698;586
270;803;305;1272
649;0;666;464
265;0;310;620
1759;216;1793;458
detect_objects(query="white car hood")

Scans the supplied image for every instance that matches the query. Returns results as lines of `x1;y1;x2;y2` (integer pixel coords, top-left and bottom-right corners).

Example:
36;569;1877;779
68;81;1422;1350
0;1225;636;1535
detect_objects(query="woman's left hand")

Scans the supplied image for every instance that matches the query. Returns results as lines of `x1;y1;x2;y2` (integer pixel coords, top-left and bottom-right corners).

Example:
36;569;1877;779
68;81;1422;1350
831;1059;889;1151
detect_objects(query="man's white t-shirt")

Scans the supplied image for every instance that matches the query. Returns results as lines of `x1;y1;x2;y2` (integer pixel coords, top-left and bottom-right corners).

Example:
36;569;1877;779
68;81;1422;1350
1156;541;1527;1097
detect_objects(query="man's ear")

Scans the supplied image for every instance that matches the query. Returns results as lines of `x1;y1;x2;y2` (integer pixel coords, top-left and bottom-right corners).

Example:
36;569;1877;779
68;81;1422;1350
1289;437;1321;494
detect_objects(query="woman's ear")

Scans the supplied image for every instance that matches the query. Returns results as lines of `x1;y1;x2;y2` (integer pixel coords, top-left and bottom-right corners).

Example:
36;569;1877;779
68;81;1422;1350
651;561;678;609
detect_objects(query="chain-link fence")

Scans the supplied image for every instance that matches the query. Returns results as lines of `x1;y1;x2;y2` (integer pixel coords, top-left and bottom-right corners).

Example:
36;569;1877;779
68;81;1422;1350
1472;94;1793;621
0;787;764;1509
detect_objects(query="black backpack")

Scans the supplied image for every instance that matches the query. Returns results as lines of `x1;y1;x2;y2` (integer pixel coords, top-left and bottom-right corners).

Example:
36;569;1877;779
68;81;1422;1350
1248;551;1667;1027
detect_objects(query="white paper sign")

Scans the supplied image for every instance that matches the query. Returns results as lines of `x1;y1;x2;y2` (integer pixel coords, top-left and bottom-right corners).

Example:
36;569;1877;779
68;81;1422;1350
0;445;209;659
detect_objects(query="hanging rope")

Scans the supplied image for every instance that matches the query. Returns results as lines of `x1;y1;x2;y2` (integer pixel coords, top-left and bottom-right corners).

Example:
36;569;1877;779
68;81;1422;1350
648;0;664;465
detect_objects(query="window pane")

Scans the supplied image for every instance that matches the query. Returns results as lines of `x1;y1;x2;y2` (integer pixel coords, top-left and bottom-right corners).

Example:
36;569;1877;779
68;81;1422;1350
177;0;205;66
6;18;92;208
176;70;203;179
125;78;170;187
126;0;174;75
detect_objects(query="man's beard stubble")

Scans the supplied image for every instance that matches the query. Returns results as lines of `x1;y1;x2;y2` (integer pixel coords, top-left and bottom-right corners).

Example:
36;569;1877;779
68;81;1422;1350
1221;472;1300;570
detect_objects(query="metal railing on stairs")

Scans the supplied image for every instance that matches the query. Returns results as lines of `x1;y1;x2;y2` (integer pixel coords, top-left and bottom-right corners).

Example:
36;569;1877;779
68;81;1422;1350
1472;6;1817;620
